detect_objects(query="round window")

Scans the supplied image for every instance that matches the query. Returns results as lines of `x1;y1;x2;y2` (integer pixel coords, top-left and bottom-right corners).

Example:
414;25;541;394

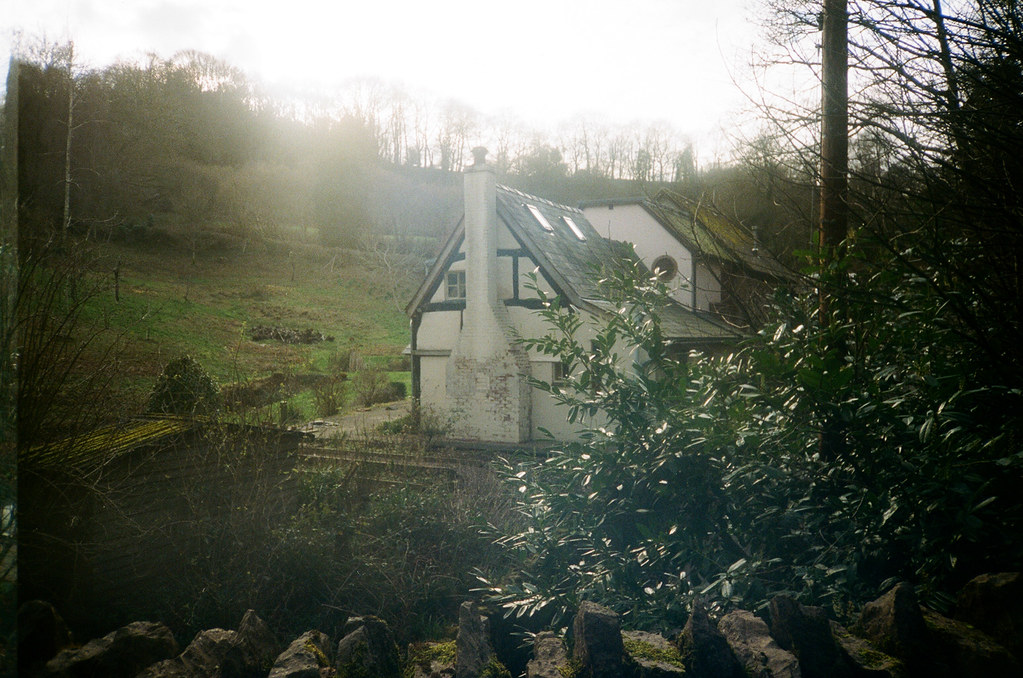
652;255;678;282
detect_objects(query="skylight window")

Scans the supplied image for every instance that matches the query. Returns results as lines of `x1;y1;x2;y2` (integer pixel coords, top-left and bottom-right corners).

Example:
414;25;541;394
525;204;554;232
563;216;587;241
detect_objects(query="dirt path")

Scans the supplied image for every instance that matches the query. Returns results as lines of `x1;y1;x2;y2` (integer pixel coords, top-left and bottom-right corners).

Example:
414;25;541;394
299;399;411;439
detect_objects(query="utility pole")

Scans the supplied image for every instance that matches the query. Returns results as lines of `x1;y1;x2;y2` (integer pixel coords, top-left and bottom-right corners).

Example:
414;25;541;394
819;0;849;459
820;0;849;290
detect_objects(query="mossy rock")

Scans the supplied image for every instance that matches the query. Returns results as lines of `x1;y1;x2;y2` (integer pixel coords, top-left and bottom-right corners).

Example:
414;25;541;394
622;631;686;676
479;654;512;678
557;658;584;678
403;640;456;678
829;621;903;677
302;636;330;667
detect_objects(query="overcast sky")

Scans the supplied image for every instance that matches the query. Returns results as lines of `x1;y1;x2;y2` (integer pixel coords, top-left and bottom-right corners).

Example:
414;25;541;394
3;0;768;156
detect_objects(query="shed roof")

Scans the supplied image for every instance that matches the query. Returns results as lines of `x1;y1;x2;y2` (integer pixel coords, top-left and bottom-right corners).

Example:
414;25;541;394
23;415;306;472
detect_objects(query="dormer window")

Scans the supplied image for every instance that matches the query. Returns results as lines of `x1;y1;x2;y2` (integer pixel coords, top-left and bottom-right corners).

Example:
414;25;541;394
446;271;466;299
526;204;555;232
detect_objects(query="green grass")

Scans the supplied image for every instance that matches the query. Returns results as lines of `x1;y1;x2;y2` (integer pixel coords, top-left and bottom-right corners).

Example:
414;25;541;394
65;232;420;424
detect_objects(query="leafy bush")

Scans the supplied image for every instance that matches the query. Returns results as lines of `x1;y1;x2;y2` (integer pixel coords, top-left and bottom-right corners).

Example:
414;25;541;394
387;381;407;401
147;355;220;416
313;373;347;416
352;368;405;407
485;261;1023;630
263;461;517;644
485;269;746;630
376;405;449;440
380;355;412;372
151;443;518;647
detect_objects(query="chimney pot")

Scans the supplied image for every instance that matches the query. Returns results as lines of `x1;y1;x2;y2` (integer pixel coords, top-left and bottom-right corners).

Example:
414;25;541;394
471;146;488;167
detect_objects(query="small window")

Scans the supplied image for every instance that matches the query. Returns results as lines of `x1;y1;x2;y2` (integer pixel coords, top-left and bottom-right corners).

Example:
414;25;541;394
526;204;554;232
446;271;466;299
552;360;571;385
667;342;690;365
652;255;678;282
563;216;587;241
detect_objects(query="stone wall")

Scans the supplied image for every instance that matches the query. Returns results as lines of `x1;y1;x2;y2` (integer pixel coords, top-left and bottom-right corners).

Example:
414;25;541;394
19;574;1023;678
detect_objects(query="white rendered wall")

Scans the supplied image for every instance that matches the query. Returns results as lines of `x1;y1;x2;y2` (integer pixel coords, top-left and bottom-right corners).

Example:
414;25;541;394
693;261;722;312
582;203;696;308
441;163;532;442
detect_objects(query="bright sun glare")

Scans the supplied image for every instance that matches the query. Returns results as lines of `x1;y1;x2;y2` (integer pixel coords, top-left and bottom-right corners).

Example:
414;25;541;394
4;0;760;155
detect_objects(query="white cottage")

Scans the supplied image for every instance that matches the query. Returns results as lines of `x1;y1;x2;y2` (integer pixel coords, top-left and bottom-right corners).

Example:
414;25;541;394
405;149;739;444
581;193;791;326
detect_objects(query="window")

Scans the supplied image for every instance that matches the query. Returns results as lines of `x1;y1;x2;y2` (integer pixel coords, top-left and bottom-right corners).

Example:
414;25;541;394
552;359;571;385
563;216;587;241
652;255;678;282
526;204;555;232
446;271;466;299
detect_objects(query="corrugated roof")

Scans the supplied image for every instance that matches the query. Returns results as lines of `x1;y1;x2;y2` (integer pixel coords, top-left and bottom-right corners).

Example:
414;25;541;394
24;416;199;471
22;416;306;472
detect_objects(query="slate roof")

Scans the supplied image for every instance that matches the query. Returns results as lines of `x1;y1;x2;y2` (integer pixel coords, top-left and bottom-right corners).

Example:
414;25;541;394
408;184;739;343
583;190;792;280
495;185;617;306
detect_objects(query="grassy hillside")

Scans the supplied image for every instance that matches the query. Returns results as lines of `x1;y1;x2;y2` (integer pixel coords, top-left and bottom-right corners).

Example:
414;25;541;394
61;221;424;430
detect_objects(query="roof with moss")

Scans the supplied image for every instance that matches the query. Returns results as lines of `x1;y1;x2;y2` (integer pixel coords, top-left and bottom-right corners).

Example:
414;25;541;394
583;190;792;280
22;415;304;472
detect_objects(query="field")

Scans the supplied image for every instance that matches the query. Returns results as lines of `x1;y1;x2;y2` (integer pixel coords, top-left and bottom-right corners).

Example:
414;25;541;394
60;222;427;428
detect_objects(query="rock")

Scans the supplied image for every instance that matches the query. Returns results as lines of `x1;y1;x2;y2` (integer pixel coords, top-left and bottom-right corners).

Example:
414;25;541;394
456;601;508;678
137;612;278;678
526;632;570;678
336;616;400;678
405;641;456;678
135;658;190;678
155;628;240;678
828;621;902;678
719;609;802;678
268;630;333;678
677;601;744;678
853;583;937;677
43;621;178;678
187;629;238;675
622;630;685;677
922;607;1021;678
572;601;626;678
17;600;73;671
229;610;279;678
769;595;853;678
955;572;1023;658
